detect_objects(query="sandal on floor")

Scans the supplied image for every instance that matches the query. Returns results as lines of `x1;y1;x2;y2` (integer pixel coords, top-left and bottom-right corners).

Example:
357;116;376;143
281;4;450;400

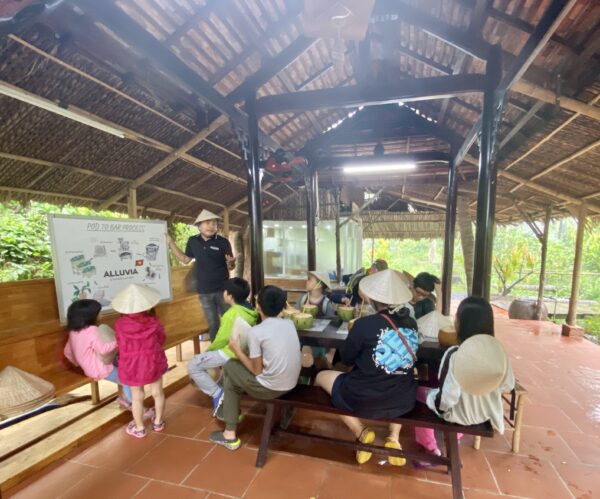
152;419;165;432
117;397;132;410
384;438;406;466
209;431;241;450
356;427;375;464
413;446;442;469
126;421;147;439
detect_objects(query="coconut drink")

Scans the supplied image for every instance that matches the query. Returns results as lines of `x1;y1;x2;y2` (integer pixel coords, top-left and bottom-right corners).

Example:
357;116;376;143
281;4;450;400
293;312;314;330
302;303;318;318
337;305;354;322
438;327;459;347
282;308;300;320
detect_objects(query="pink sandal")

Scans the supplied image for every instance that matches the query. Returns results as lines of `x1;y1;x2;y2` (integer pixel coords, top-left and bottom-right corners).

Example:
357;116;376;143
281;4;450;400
126;421;147;439
152;419;165;432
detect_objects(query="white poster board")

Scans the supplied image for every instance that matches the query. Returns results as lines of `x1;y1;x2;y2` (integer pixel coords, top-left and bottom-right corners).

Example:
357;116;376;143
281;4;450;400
48;214;172;322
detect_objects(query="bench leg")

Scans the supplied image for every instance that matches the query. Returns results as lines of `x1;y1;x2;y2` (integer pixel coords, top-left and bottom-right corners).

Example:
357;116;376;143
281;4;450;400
445;432;464;499
512;393;525;454
176;344;183;362
193;335;201;355
90;380;100;405
473;436;481;450
256;403;275;468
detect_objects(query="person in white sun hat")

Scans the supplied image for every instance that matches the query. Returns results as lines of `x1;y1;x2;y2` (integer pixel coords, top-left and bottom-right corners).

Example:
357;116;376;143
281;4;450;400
167;209;236;342
315;269;419;467
414;297;515;464
112;284;168;439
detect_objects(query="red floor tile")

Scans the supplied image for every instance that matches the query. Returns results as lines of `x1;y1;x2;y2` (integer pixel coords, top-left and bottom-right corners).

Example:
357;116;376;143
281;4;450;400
60;468;148;499
318;464;392;499
5;460;94;499
555;462;600;499
161;404;215;439
244;453;326;499
391;475;453;499
484;451;572;498
511;425;579;465
135;480;208;498
183;446;259;497
522;403;583;433
72;426;165;470
167;384;212;408
562;431;600;465
127;436;213;483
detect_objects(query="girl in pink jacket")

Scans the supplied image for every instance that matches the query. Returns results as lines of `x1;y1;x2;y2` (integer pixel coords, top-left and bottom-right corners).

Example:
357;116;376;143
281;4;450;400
64;299;132;408
112;284;167;439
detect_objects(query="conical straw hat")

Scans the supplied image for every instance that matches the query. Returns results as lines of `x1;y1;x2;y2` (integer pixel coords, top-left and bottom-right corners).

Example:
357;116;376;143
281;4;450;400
452;335;508;395
359;269;412;306
194;209;221;224
0;367;55;417
308;270;332;289
111;284;161;314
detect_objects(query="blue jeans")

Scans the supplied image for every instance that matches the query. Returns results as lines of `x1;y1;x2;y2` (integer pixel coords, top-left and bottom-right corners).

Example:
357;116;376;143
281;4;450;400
105;366;132;402
199;292;229;341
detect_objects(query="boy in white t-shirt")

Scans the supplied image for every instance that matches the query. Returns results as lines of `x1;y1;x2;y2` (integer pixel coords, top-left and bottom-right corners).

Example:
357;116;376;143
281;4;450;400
209;286;301;450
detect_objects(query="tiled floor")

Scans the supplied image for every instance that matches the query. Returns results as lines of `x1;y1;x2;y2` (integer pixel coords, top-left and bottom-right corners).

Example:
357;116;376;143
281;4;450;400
5;314;600;498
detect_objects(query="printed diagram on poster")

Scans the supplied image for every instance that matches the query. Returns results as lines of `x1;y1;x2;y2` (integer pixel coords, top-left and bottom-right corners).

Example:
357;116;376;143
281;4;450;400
48;214;172;322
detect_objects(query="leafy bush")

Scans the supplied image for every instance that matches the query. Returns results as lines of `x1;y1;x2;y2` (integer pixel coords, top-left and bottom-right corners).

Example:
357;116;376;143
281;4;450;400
584;315;600;340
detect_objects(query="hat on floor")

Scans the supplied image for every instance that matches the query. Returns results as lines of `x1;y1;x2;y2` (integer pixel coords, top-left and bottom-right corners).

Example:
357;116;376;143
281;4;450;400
452;334;508;395
111;284;161;314
194;209;220;225
0;366;55;418
359;269;412;306
308;270;332;290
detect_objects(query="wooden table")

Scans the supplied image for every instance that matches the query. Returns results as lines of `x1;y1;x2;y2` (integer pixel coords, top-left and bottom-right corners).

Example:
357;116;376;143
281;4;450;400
297;318;447;368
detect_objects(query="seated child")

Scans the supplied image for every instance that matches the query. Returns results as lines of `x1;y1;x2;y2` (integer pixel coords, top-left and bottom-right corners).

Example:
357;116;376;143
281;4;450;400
406;272;442;319
415;297;515;458
64;299;132;409
112;284;168;438
187;277;258;415
297;270;336;368
209;285;301;450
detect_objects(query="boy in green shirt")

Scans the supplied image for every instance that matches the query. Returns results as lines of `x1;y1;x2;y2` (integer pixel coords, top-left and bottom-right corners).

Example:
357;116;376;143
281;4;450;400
187;277;258;415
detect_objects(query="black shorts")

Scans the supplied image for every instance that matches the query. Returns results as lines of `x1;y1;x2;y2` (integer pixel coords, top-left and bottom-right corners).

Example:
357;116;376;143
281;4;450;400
330;373;354;413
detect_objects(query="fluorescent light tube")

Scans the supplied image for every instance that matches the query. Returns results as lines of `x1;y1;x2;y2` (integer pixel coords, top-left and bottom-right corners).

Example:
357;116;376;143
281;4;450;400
343;162;416;174
0;81;126;139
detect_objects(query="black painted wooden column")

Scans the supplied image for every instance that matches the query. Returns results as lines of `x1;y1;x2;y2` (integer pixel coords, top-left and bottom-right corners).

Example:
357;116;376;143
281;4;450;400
245;92;264;296
305;163;317;271
472;45;502;299
441;156;458;315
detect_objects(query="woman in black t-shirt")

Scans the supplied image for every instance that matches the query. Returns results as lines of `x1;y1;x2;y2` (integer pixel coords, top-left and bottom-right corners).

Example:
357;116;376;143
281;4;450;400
315;269;419;466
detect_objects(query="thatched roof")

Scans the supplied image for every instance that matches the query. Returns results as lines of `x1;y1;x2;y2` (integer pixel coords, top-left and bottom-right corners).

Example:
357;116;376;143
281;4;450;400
0;0;599;229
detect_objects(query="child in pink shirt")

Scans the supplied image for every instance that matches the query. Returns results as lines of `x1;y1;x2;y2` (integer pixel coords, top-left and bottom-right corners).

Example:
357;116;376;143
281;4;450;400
64;299;132;408
112;284;168;439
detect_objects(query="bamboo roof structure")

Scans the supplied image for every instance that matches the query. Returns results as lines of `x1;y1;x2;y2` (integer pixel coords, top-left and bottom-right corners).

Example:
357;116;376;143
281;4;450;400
0;0;598;229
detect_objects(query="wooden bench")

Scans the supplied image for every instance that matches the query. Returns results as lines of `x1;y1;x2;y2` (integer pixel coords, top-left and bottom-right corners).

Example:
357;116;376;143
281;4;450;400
251;385;493;499
0;267;206;404
473;381;527;453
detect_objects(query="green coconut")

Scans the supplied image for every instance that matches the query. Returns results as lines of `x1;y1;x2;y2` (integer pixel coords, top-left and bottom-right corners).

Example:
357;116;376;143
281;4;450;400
282;308;300;320
337;305;354;322
293;312;314;330
302;304;318;318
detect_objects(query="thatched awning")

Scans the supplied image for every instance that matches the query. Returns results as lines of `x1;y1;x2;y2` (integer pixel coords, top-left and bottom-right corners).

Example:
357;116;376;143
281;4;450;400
362;211;446;240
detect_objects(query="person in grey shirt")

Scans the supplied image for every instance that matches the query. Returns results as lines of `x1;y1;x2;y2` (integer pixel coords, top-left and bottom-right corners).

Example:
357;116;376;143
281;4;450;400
209;285;301;450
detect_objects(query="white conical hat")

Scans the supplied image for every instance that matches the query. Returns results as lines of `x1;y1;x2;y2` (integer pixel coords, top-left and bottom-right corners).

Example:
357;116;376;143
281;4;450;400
452;335;508;395
194;209;221;224
359;269;412;306
0;366;55;417
308;270;332;289
111;284;161;314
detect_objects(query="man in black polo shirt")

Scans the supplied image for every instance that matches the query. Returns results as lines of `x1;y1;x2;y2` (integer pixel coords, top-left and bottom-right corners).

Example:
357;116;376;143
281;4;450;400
167;209;235;341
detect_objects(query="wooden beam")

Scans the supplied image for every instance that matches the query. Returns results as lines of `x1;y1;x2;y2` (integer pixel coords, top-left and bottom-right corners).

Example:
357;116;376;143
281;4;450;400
371;0;493;60
70;0;280;150
498;101;545;149
127;188;137;218
256;75;487;115
510;138;600;194
511;81;600;121
386;190;446;210
454;0;577;167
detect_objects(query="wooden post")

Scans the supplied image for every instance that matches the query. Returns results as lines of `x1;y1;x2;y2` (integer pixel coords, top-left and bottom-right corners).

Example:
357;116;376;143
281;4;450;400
334;187;342;283
458;196;474;293
222;208;230;237
535;206;553;320
441;156;458;314
127;187;137;218
562;204;587;336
